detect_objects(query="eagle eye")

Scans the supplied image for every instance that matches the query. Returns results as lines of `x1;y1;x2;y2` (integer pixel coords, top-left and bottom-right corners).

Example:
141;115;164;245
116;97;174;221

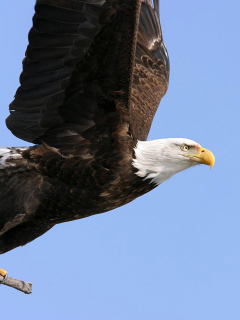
181;145;189;151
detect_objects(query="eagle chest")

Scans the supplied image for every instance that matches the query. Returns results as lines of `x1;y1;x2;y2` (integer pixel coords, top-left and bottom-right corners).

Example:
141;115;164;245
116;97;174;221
49;156;154;221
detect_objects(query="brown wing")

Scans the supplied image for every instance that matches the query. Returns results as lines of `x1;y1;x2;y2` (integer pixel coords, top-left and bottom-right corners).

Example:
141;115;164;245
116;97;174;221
6;0;169;148
131;0;169;141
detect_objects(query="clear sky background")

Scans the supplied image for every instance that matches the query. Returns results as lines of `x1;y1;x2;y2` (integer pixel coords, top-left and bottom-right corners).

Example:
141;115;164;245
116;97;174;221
0;1;239;319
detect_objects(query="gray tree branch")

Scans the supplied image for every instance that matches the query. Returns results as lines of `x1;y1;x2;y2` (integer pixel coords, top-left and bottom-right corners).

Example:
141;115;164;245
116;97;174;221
0;274;32;294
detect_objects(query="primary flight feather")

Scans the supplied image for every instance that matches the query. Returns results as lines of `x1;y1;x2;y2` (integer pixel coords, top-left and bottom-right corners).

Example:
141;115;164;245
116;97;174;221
0;0;214;255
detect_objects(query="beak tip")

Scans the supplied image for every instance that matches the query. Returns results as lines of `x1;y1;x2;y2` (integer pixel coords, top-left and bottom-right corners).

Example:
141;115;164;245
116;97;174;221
202;147;215;170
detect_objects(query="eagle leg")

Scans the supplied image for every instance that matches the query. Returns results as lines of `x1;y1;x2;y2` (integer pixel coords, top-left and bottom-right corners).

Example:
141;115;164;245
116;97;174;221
0;268;8;283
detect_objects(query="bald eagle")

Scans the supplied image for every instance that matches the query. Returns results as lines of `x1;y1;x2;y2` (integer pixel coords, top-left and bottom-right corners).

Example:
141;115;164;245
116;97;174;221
0;0;214;258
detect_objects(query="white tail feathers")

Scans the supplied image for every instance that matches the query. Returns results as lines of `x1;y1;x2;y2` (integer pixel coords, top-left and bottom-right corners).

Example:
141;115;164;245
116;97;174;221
0;147;28;169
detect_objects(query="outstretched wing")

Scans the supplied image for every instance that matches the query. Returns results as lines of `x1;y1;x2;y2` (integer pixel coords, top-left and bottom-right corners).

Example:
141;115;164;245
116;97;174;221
6;0;169;148
131;0;169;141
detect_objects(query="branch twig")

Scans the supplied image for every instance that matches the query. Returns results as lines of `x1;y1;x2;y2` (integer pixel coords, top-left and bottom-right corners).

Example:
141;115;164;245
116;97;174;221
0;274;32;294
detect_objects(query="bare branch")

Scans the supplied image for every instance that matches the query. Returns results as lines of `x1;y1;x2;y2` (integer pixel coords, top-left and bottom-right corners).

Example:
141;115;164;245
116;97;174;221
0;274;32;294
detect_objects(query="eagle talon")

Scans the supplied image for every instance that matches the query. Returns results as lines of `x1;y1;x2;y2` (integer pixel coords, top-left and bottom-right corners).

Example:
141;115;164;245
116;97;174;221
0;268;8;284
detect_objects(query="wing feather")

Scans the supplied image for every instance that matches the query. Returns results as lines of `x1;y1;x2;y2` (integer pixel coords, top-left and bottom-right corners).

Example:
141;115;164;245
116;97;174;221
130;0;169;141
6;0;169;147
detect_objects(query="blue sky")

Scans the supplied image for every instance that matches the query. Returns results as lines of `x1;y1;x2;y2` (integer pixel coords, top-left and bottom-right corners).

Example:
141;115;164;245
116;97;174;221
0;0;239;319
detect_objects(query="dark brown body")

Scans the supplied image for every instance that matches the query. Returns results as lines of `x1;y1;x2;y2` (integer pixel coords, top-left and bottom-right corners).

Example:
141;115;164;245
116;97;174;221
0;142;155;253
0;0;169;253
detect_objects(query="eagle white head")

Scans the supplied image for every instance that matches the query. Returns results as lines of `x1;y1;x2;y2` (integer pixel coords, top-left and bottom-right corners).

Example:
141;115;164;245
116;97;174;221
133;138;215;186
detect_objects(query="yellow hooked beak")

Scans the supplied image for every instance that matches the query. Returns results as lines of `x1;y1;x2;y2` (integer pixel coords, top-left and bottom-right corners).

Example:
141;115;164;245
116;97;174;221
184;146;215;169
